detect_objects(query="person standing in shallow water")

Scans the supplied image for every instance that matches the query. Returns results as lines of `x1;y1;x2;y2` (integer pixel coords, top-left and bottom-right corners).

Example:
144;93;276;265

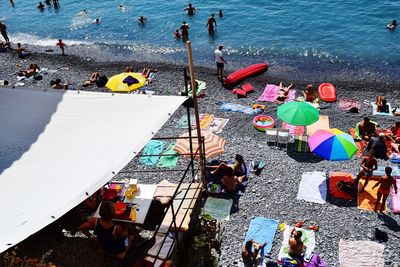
0;22;10;44
206;14;217;35
183;3;197;16
180;21;190;40
214;45;227;81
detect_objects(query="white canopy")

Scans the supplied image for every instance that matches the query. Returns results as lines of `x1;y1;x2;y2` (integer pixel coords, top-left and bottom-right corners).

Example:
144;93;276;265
0;87;186;253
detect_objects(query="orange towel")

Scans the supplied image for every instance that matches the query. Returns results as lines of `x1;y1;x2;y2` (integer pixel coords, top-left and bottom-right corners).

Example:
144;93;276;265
306;115;330;135
329;172;354;200
357;176;387;212
348;128;366;157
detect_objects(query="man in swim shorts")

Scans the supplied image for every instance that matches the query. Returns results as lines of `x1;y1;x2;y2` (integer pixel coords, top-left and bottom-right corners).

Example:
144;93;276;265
0;22;10;44
180;21;190;40
206;14;217;35
214;45;227;81
355;150;377;192
372;166;397;212
183;3;197;16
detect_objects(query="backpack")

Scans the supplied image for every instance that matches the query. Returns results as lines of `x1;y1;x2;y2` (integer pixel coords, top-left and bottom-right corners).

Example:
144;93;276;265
96;75;108;87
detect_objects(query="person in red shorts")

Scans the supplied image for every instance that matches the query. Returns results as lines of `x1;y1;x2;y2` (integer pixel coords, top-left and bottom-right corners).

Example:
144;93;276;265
373;167;398;212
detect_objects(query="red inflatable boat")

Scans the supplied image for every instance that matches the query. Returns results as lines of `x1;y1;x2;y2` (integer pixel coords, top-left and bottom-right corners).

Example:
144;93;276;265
224;63;268;85
318;83;337;102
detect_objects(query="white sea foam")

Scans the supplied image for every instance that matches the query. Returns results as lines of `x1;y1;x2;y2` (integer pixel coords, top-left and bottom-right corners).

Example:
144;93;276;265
8;33;91;47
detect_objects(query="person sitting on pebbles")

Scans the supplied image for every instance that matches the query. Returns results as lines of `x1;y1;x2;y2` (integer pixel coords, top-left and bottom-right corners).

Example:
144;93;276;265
288;229;305;262
357;117;377;141
83;72;100;87
242;239;266;267
275;82;295;104
15;43;32;58
302;84;317;102
18;63;40;77
51;78;68;90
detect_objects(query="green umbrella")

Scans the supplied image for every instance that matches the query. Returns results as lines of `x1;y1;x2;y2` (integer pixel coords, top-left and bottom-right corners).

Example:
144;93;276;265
277;102;319;126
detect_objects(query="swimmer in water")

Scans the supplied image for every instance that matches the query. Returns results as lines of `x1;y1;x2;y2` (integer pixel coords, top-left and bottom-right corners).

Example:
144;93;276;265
138;16;147;25
78;10;88;15
387;20;397;31
206;13;217;35
218;10;223;18
37;2;45;10
93;18;100;24
174;29;181;39
180;21;190;40
183;3;197;16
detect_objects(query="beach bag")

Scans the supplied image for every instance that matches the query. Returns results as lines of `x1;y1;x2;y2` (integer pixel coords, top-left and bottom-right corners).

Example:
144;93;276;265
348;107;359;113
96;75;108;87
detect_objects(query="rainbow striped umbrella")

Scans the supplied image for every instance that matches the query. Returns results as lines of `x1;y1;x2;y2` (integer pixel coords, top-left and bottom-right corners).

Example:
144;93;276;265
308;128;358;161
174;130;226;159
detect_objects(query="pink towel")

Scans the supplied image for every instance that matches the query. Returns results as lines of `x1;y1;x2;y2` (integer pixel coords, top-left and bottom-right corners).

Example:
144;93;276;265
391;179;400;213
282;122;305;136
258;84;296;102
338;98;361;111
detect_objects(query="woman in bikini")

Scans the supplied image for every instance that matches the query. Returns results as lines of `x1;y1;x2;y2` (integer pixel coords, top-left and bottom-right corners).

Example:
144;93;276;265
372;167;398;212
275;82;294;104
18;63;39;77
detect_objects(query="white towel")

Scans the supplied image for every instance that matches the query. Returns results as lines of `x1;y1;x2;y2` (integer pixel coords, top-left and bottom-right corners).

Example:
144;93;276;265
278;224;316;262
296;172;327;204
339;239;384;267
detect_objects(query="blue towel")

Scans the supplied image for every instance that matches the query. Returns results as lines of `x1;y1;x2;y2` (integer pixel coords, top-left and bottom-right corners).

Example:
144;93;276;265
140;140;166;166
244;217;278;254
221;102;256;115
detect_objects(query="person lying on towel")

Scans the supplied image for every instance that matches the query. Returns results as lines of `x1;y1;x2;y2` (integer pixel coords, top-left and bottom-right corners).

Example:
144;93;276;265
242;239;266;267
358;117;377;141
275;82;294;104
289;229;305;263
221;167;245;193
208;154;247;177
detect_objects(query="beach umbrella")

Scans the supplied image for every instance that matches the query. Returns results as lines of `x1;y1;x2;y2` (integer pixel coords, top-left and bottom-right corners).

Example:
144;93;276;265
277;102;319;126
308;128;358;161
174;130;226;159
106;72;147;93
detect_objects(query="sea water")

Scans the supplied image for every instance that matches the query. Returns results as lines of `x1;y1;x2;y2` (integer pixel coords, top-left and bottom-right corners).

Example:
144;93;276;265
1;0;400;82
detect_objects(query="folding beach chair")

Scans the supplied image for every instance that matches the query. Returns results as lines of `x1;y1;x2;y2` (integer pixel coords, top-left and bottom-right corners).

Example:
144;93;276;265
265;128;278;147
277;129;290;150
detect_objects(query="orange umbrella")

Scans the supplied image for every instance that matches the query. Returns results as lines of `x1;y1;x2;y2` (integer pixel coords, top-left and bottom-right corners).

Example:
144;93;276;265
174;131;226;159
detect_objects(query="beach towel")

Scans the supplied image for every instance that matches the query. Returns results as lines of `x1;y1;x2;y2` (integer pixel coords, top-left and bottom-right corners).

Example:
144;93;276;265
257;84;296;102
202;197;233;220
194;113;214;130
348;128;367;156
293;135;310;153
338;98;361;111
153;179;179;205
373;165;400;178
282;122;305;136
297;172;327;204
221;102;257;115
146;233;175;267
244;217;278;256
357;176;386;211
306;115;330;135
176;114;193;129
278;224;316;262
329;172;354;200
139;140;166;166
157;143;179;168
391;179;400;213
208;117;229;134
338;239;384;267
371;102;394;116
187;80;206;97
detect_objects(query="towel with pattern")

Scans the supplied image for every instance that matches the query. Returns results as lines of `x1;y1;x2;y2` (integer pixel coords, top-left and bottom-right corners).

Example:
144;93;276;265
257;84;296;102
339;239;384;267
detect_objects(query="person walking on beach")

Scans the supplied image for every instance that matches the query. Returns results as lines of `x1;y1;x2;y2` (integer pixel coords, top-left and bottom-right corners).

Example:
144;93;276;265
354;150;377;192
56;39;66;56
180;21;190;40
0;22;10;44
183;3;197;16
206;14;217;35
214;45;227;81
373;166;397;212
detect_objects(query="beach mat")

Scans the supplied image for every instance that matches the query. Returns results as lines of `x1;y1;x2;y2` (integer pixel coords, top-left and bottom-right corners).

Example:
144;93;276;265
244;217;278;256
157;143;179;168
339;239;384;267
338;98;361;111
220;102;257;115
187;80;206;97
202;197;233;220
297;172;327;204
140;140;166;166
282;122;305;136
293;135;310;153
257;84;296;102
306;115;330;135
371;102;394;116
278;224;316;262
390;179;400;213
208;117;229;134
329;172;354;200
194;113;214;130
357;176;386;211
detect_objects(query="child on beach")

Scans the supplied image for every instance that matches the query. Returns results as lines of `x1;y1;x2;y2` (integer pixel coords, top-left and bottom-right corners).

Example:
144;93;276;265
372;167;398;212
56;39;66;56
355;150;378;192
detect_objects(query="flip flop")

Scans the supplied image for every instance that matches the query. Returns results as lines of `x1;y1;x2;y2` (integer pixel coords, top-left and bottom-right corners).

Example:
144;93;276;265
308;225;319;231
295;221;304;228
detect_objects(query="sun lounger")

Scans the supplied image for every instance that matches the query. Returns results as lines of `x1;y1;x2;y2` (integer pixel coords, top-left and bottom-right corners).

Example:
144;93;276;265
202;197;233;220
297;172;327;204
371;102;394;116
339;240;384;267
329;172;354;200
243;217;278;266
306;115;330;135
357;176;386;211
278;224;316;262
257;84;296;103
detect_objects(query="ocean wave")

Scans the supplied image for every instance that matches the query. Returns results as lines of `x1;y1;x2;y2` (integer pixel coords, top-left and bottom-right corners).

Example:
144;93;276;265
8;33;92;47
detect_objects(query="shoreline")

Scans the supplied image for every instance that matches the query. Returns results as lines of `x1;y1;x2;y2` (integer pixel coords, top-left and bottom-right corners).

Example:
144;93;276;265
1;45;400;267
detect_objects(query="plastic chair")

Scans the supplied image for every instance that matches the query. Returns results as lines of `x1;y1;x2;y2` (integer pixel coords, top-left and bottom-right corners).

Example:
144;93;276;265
265;128;278;147
277;129;290;149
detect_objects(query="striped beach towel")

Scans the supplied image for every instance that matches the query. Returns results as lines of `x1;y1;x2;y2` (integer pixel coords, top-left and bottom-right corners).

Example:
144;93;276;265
293;135;310;152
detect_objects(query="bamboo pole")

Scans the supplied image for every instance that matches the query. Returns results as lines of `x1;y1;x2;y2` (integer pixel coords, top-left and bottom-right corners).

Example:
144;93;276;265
186;41;205;180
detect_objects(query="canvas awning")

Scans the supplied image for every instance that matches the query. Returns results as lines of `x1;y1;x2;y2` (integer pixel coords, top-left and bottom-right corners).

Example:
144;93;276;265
0;87;186;253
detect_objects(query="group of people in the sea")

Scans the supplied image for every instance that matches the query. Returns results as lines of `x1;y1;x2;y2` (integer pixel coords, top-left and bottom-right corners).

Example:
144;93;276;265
37;0;59;10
